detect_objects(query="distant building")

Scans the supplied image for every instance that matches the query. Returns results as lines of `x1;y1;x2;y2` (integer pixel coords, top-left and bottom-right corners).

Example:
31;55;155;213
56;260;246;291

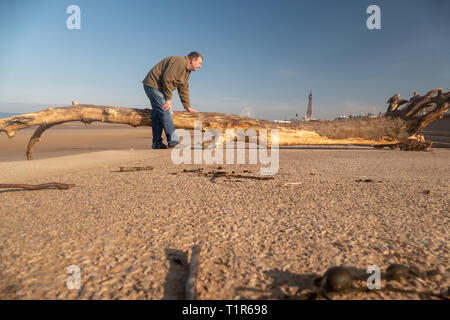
307;91;312;118
334;112;382;120
302;91;315;121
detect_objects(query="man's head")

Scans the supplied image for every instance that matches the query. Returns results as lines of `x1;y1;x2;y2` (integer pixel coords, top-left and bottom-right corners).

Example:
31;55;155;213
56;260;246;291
187;51;203;71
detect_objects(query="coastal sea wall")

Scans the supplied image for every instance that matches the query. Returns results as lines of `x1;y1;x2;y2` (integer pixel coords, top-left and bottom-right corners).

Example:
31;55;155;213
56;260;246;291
424;116;450;148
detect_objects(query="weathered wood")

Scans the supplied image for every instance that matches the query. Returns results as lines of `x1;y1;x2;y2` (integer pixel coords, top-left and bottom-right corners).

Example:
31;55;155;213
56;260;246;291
181;168;274;182
0;89;448;159
118;166;153;172
198;171;275;181
0;183;75;190
26;123;60;160
185;245;200;300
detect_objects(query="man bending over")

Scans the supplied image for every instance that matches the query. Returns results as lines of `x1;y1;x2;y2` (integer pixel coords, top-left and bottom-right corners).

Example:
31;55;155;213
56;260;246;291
143;51;203;149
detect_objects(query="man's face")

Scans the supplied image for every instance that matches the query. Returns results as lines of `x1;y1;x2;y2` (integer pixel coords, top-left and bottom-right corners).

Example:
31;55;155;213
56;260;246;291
189;57;203;71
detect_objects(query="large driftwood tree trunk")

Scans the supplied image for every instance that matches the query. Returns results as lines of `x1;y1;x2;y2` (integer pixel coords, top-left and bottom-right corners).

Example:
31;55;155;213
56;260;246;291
0;89;448;160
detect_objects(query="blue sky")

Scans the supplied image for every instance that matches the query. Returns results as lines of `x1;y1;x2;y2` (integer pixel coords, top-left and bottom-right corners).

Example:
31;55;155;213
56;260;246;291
0;0;449;120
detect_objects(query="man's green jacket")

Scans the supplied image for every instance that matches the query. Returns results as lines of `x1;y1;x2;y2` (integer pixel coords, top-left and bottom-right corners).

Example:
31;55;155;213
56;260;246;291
142;56;191;110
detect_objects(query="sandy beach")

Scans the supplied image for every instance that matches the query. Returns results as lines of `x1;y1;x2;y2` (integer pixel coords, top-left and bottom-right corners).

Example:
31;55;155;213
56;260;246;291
0;124;449;300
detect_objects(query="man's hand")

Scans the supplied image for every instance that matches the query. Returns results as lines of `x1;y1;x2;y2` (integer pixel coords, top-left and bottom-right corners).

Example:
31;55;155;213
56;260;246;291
163;100;172;110
186;107;198;113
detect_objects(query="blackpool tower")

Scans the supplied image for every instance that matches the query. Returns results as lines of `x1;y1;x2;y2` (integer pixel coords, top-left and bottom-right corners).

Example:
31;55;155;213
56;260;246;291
306;91;313;119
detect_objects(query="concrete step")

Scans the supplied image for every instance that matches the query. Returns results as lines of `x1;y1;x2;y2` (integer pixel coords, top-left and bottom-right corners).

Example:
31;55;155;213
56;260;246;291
425;135;450;143
424;131;450;138
431;141;450;148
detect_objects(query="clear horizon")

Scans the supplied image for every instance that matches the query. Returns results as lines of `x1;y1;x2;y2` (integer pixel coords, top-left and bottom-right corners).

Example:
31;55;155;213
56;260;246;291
1;0;449;120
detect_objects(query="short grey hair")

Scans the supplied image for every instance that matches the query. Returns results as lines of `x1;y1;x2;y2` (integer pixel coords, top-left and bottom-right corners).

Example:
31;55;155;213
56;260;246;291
187;51;203;61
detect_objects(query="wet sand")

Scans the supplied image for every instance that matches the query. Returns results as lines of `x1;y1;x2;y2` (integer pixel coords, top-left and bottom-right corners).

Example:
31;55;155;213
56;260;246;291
0;122;154;162
0;125;449;300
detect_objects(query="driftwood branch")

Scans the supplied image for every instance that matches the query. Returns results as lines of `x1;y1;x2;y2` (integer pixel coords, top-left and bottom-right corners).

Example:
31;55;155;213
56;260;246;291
198;171;274;181
181;168;274;182
0;183;75;190
117;166;153;172
1;89;448;159
26;123;60;160
185;245;200;300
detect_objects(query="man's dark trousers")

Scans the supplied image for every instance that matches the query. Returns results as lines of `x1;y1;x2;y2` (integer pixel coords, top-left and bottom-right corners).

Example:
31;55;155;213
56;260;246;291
143;84;179;148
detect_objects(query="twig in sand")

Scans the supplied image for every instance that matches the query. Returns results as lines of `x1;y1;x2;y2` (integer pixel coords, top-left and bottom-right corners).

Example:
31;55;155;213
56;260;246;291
0;183;75;190
181;168;274;182
117;166;153;172
185;245;201;300
223;173;274;180
202;171;273;181
355;179;380;183
183;168;204;173
282;182;303;186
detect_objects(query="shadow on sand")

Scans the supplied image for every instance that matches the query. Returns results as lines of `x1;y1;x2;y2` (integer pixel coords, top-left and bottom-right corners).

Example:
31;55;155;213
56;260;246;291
162;248;189;300
235;268;319;299
235;267;370;299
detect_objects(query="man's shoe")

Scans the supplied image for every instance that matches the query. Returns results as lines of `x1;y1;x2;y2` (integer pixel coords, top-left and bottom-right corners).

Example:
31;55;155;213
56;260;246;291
153;144;168;149
169;142;191;150
168;141;181;148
